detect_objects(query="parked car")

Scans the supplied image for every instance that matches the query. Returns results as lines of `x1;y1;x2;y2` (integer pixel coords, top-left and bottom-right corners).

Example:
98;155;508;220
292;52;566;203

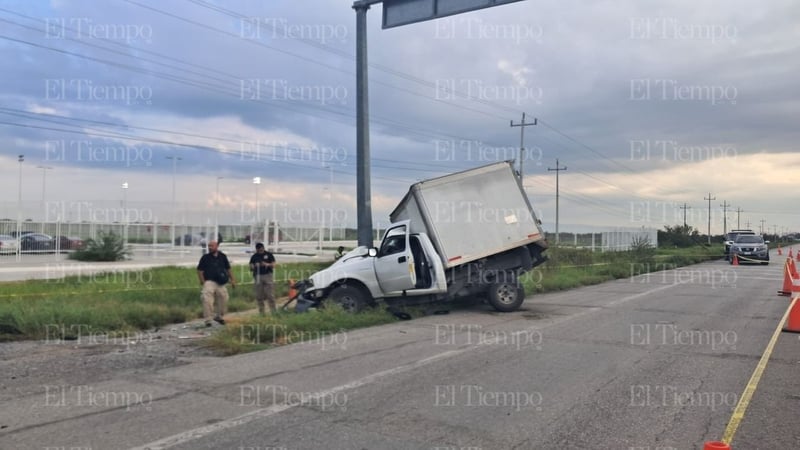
19;233;56;252
55;235;85;250
724;229;755;260
9;230;34;238
729;234;769;264
0;234;19;254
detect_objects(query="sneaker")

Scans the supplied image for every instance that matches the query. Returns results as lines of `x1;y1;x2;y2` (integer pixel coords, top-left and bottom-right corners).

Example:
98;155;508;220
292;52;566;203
213;317;225;325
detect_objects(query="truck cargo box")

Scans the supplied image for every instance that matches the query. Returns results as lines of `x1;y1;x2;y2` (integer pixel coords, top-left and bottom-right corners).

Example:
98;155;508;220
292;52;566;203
389;161;545;269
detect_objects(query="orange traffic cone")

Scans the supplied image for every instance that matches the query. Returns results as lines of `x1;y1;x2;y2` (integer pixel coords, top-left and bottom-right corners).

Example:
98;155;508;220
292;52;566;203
732;254;739;266
703;441;730;450
789;248;794;258
777;246;783;255
795;251;800;263
790;258;799;279
287;279;297;299
778;262;799;296
782;297;800;333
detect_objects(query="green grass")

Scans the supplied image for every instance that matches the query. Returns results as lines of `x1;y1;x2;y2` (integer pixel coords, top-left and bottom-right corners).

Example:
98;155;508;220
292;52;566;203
520;245;724;293
0;245;725;351
0;262;328;341
206;304;397;356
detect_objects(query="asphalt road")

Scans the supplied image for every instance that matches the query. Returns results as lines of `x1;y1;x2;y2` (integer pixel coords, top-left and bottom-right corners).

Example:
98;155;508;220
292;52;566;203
2;253;798;449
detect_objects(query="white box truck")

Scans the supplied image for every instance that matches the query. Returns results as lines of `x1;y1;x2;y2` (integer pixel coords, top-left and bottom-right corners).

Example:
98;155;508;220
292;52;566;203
296;161;548;312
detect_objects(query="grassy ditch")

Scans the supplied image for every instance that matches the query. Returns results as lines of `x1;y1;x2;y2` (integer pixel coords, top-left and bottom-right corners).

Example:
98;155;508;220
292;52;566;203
0;246;723;349
205;304;397;356
521;245;724;293
0;262;328;341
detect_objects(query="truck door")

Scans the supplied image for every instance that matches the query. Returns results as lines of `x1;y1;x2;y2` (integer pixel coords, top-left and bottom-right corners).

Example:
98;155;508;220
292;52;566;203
373;222;417;293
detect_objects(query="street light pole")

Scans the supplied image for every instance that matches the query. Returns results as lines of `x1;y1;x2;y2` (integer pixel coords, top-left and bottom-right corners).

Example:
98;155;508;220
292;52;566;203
166;156;182;247
16;155;24;260
215;176;223;242
253;177;261;243
323;164;334;241
121;182;129;245
36;165;53;231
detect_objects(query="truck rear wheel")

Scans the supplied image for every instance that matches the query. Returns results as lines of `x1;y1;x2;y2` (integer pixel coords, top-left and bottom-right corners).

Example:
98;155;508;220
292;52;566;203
487;278;525;312
328;284;370;313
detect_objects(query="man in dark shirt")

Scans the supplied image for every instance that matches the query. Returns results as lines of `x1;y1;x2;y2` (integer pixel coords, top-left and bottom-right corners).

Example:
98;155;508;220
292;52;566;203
196;240;236;326
249;242;276;314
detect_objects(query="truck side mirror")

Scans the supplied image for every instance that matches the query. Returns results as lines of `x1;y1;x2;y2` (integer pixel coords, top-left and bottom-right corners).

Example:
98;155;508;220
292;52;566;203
368;247;378;257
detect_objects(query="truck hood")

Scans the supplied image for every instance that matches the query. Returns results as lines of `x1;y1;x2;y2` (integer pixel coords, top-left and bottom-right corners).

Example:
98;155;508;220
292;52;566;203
307;246;372;290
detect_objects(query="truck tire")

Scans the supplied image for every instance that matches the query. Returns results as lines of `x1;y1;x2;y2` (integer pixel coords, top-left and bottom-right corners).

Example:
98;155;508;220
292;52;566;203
487;279;525;312
328;284;370;313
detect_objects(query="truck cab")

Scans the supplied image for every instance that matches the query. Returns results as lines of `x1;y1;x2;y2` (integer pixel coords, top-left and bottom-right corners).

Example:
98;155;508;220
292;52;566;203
303;221;447;312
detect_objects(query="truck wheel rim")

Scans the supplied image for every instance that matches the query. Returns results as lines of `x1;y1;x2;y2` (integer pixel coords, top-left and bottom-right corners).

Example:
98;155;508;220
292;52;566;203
337;295;357;311
496;284;517;305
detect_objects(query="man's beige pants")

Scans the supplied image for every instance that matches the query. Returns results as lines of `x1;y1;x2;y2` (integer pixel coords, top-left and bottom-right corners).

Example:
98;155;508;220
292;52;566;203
201;280;229;321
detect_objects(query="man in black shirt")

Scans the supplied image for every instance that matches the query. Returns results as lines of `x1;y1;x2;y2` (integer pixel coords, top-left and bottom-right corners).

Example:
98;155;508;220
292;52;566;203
196;240;236;326
249;242;276;314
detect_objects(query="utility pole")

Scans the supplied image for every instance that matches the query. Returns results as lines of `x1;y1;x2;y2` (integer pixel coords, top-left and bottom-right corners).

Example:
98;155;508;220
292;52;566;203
704;193;715;244
759;219;766;235
735;207;743;229
745;219;751;229
548;159;567;244
720;200;731;236
510;113;537;183
679;203;691;228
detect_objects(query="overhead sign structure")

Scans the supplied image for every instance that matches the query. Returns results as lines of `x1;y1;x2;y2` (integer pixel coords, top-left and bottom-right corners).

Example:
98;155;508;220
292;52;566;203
382;0;525;29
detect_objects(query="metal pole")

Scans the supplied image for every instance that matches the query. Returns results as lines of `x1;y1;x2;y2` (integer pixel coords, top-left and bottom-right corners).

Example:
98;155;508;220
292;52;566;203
37;165;52;232
555;163;559;244
548;159;567;245
510;114;536;184
704;193;715;244
122;182;129;245
215;177;222;242
720;200;730;236
329;165;334;241
166;156;181;247
354;2;373;248
16;155;23;261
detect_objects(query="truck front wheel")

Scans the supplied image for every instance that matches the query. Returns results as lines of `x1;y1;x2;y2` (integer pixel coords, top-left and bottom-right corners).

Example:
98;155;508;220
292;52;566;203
328;284;370;313
487;279;525;312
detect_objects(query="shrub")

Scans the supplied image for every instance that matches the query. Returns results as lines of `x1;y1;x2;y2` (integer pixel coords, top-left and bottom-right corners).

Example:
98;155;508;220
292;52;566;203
69;231;131;261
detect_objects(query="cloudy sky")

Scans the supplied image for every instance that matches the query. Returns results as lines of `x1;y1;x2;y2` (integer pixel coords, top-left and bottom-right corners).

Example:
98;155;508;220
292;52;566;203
0;0;797;235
